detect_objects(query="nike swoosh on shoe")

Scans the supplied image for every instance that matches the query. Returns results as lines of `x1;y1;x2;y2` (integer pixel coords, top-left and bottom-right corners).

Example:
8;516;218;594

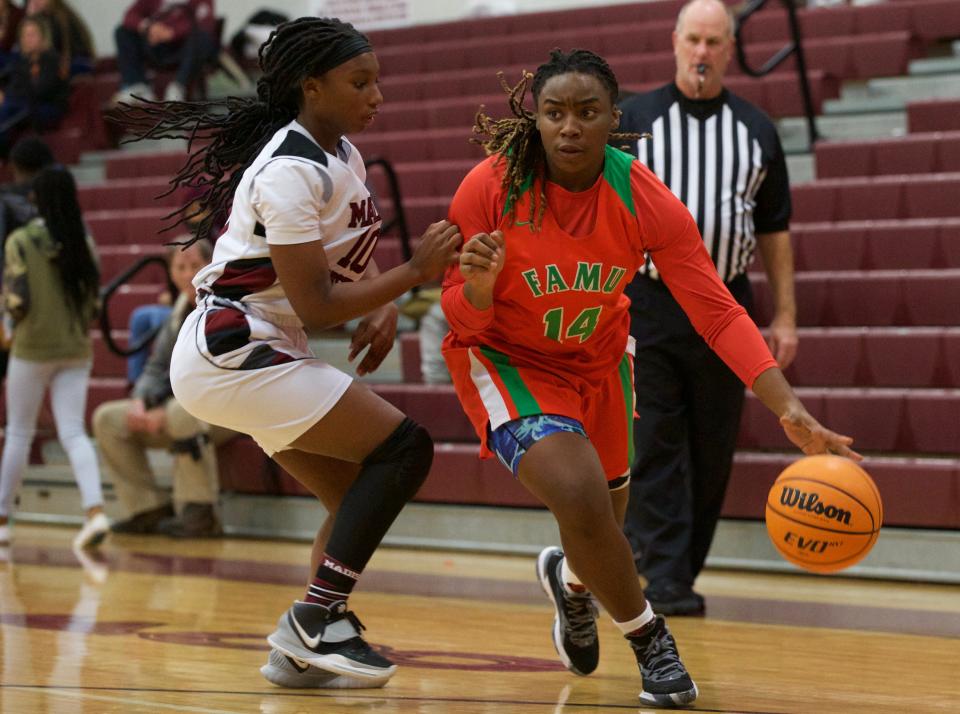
290;612;322;649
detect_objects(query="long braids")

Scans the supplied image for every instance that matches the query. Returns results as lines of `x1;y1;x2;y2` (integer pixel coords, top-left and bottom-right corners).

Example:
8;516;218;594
33;167;99;320
472;49;647;230
108;17;371;247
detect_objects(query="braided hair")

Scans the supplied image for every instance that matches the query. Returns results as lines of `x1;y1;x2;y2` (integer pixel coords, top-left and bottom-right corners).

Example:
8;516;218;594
33;167;99;320
473;49;645;230
108;17;372;247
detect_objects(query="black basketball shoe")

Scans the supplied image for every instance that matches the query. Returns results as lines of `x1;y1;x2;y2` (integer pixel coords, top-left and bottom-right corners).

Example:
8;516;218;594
536;546;599;676
627;615;698;708
266;601;397;681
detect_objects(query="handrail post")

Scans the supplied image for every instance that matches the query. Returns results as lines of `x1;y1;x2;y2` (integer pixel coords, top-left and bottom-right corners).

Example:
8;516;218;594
734;0;820;148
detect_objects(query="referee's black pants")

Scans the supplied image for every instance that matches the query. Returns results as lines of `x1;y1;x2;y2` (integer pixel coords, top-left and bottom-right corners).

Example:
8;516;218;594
624;274;752;588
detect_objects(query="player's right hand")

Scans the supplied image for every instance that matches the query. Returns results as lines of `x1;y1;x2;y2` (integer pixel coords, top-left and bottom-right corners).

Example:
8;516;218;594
409;220;461;282
460;230;505;290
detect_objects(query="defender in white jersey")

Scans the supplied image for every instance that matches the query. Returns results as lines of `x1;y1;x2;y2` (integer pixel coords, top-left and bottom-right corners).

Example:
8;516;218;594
112;17;460;688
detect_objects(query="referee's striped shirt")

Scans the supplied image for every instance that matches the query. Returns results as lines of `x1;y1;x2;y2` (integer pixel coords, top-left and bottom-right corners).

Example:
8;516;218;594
617;83;790;287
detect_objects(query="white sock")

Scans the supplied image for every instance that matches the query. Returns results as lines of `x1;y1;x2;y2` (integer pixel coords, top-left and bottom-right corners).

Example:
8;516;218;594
613;601;655;636
560;556;585;593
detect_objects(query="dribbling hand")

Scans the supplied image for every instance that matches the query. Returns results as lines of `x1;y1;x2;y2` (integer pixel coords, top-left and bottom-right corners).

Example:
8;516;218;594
409;220;461;282
779;408;863;461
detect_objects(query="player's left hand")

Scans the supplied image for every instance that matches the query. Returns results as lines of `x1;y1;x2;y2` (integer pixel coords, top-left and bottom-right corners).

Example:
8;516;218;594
349;302;398;376
779;408;862;462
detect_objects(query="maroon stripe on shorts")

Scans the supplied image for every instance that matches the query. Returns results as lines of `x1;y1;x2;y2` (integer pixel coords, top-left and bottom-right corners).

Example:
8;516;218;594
203;307;250;356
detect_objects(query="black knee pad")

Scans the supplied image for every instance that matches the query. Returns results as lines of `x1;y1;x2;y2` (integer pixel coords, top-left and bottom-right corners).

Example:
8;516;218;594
362;417;434;502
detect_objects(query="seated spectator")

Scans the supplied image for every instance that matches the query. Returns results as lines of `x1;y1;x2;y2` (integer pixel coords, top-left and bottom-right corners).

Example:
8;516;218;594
126;185;223;384
112;0;218;104
94;238;237;538
0;16;70;157
0;0;24;73
26;0;95;77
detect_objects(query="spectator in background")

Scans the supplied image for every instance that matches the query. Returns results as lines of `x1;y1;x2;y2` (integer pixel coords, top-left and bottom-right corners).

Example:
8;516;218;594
0;16;71;157
0;137;56;382
618;0;797;615
94;239;236;538
0;167;108;551
125;184;223;384
0;0;24;73
0;137;55;259
112;0;218;104
26;0;95;77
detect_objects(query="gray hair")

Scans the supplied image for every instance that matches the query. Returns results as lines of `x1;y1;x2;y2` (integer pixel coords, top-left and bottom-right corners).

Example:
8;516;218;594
676;0;737;38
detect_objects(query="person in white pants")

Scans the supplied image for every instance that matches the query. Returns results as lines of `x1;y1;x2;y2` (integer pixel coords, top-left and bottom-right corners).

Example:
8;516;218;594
0;167;108;550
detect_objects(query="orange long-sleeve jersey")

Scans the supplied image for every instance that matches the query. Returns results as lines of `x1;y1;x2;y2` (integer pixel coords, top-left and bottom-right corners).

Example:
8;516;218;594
442;147;777;398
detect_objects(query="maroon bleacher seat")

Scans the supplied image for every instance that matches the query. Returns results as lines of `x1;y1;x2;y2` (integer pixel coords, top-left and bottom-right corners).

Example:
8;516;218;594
86;207;170;246
790;184;838;222
907;99;960;133
900;271;960;326
104;152;188;180
753;270;959;328
373;384;476;442
782;328;864;387
862;328;942;389
800;5;856;38
873;135;939;176
944;330;960;388
904;391;960;454
91;331;129;380
400;332;422;383
909;0;960;42
865;220;941;270
793;174;960;223
790;218;960;271
824;388;907;452
826;273;902;327
792;222;868;270
903;174;960;218
852;2;912;35
97;244;167;283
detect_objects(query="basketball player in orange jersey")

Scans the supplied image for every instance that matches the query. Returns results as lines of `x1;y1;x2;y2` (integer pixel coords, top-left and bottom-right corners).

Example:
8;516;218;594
441;49;861;708
111;18;460;689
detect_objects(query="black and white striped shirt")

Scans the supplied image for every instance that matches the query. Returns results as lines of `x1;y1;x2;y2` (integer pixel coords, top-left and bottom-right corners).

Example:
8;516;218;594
617;83;790;286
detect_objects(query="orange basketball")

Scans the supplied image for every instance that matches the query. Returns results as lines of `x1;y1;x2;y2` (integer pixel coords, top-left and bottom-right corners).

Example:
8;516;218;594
765;455;882;574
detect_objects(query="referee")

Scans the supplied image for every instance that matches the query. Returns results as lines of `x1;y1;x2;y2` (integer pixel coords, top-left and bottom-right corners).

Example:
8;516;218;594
619;0;798;615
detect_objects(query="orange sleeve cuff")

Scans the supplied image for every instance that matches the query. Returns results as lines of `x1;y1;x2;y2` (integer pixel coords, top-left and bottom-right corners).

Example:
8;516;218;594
441;283;495;337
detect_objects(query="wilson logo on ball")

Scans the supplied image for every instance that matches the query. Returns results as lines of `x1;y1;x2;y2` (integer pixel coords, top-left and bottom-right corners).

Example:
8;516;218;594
778;486;852;525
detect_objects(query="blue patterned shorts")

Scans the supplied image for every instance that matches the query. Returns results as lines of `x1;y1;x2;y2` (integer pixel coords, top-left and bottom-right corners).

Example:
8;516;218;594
488;414;587;477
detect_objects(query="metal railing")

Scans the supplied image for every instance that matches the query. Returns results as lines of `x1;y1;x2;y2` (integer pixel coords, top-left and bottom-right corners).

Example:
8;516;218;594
735;0;819;148
98;254;176;357
365;156;413;262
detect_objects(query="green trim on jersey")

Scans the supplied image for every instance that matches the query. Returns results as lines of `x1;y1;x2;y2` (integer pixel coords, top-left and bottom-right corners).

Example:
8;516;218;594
603;145;636;217
617;351;635;466
501;170;535;221
479;345;542;416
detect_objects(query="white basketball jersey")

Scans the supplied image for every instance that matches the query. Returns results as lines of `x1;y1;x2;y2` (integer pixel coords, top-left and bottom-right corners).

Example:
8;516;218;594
193;120;381;325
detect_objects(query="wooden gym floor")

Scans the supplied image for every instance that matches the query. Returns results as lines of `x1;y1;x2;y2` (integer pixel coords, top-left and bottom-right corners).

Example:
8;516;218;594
1;523;958;713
